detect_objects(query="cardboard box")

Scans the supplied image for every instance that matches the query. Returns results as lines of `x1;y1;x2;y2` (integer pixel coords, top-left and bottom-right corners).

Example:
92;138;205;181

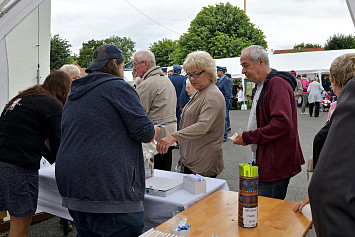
183;176;206;195
145;176;182;197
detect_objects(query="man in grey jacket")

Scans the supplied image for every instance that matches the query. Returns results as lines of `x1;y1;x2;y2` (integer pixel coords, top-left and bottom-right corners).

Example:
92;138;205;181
134;50;177;171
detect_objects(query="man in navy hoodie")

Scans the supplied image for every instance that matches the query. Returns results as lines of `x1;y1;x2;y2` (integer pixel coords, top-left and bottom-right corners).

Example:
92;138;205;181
55;44;160;236
233;45;304;200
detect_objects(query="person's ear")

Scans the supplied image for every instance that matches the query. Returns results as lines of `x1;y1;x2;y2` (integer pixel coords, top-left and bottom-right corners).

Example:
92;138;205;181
258;57;264;65
331;75;336;86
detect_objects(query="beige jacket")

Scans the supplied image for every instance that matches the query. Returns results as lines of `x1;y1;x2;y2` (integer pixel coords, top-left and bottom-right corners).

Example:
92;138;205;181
172;83;225;177
136;67;177;141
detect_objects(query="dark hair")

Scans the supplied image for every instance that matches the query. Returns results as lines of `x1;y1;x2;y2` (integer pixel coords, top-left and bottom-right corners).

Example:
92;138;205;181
91;59;124;77
43;70;72;105
5;70;71;109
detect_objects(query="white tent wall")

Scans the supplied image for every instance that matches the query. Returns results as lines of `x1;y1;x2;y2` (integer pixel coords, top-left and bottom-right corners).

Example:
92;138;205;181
0;38;8;110
346;0;355;27
0;0;49;109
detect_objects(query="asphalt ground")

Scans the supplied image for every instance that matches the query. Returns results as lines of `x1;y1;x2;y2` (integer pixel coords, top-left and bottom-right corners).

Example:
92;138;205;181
0;106;324;237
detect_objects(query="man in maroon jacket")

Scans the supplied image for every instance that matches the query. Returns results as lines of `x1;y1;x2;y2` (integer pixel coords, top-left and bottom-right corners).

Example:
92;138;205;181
233;45;304;200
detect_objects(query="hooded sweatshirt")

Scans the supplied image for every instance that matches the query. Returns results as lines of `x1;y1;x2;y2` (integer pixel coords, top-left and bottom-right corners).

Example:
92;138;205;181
242;69;304;182
55;72;155;213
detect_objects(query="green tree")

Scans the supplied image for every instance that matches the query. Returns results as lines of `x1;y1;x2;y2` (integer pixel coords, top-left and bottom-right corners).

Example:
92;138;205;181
149;38;177;67
50;34;72;70
77;36;136;68
324;34;355;50
293;43;322;49
170;3;267;64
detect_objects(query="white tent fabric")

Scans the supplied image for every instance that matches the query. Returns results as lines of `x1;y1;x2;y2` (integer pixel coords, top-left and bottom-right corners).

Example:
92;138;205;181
0;0;45;108
346;0;355;27
0;38;8;108
0;0;45;40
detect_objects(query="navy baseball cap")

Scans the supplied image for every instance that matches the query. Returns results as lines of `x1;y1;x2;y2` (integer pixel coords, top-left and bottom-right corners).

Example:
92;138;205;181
217;66;226;72
86;44;125;73
173;65;182;71
161;67;167;72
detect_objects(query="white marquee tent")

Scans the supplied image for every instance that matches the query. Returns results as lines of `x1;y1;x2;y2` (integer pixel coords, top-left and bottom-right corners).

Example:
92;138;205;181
0;0;49;109
346;0;355;27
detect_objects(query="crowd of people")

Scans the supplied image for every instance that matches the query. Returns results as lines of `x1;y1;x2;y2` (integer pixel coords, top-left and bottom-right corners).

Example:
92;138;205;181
0;43;354;236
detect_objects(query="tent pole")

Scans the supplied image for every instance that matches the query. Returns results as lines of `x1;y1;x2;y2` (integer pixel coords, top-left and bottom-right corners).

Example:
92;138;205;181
0;0;21;19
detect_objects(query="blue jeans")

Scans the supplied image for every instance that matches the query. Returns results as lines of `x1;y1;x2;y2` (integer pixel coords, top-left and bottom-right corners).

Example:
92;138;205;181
224;102;231;139
258;178;290;200
69;209;144;237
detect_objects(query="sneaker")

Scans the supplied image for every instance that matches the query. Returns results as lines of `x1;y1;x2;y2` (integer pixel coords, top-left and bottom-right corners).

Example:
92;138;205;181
227;126;232;132
223;138;227;142
301;112;308;115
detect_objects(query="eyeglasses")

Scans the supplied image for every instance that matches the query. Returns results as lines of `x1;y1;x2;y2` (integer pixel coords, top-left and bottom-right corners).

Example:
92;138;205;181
186;70;204;79
133;61;145;67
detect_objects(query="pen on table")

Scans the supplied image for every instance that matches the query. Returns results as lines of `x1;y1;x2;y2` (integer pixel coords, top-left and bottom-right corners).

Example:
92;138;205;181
154;123;166;127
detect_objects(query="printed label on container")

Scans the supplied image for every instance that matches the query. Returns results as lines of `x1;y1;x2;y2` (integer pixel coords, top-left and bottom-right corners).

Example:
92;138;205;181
243;207;258;227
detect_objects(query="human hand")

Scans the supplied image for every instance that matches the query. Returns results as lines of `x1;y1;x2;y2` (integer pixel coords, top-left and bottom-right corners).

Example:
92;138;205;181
149;127;160;143
293;194;309;213
157;135;176;154
233;132;247;146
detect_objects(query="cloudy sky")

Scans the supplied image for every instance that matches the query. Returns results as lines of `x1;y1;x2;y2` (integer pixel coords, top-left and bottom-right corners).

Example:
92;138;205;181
51;0;354;55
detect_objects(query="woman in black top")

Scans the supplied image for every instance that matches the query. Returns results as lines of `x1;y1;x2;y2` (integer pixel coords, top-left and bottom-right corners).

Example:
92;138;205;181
0;70;71;236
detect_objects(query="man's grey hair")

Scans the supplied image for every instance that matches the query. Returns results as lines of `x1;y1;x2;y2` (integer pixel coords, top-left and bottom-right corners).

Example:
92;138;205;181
133;50;156;67
60;64;80;77
241;45;270;67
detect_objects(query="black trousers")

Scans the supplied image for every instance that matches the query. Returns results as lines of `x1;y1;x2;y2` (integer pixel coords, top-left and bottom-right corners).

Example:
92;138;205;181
154;146;174;171
309;102;320;117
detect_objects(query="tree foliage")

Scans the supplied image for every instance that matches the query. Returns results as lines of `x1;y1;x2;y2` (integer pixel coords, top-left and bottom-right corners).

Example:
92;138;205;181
293;42;322;49
77;36;136;68
169;3;267;64
50;34;72;70
324;34;355;50
149;38;177;67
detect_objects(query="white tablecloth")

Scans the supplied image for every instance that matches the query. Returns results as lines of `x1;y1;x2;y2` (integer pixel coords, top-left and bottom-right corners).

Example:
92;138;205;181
37;166;229;229
38;165;72;220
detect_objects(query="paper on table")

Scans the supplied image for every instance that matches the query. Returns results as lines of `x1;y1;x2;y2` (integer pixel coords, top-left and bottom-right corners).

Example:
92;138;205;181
243;207;258;227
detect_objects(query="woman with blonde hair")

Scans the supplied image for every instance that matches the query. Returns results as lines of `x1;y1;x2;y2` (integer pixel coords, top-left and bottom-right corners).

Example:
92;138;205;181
0;70;71;236
157;51;225;177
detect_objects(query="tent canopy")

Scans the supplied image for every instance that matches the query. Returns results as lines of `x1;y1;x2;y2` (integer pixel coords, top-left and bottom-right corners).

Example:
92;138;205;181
0;0;45;109
346;0;355;27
